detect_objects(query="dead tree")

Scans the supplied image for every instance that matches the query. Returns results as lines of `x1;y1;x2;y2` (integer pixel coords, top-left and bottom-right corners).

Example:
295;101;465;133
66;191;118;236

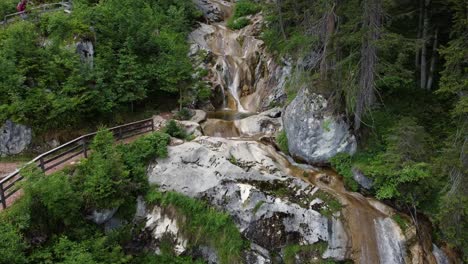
354;0;382;131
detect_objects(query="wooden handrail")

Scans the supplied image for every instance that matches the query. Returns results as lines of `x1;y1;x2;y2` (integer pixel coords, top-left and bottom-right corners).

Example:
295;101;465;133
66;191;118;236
2;1;72;26
0;117;154;209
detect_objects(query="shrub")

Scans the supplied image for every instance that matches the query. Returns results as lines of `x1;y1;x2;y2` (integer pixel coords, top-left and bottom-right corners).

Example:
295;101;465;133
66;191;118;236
75;130;130;209
227;0;260;30
0;221;27;264
233;0;261;18
330;153;359;192
227;17;251;30
276;130;289;154
175;108;193;121
163;120;188;139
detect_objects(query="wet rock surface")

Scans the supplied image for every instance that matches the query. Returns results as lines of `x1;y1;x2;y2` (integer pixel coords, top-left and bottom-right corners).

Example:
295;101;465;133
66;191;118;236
283;88;357;164
146;137;342;262
0;120;32;156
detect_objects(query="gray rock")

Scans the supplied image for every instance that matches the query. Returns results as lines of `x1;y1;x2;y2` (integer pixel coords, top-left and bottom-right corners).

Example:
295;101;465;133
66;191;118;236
234;108;283;137
322;216;350;261
87;208;118;225
147;137;337;261
0;120;32;156
352;167;374;190
177;121;203;137
190;109;207;124
76;40;94;68
283;88;357;164
153;115;167;131
432;244;449;264
192;0;229;23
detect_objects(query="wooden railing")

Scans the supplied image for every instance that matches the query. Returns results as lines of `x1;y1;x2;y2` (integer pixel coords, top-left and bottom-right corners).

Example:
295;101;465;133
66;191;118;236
0;118;154;209
1;1;72;26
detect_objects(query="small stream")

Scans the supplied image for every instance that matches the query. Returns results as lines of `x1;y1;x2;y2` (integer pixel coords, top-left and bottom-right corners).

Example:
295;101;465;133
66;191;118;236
191;1;444;263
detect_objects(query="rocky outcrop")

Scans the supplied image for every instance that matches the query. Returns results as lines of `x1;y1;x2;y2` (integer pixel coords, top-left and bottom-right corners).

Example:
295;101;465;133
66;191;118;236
352;167;374;190
87;208;118;225
76;40;94;68
189;12;291;112
202;108;282;138
233;108;282;137
283;88;357;164
147;137;348;262
0;120;32;156
192;0;231;23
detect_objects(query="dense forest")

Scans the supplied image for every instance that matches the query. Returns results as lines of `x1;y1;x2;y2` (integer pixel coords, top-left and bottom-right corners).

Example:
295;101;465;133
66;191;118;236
0;0;466;263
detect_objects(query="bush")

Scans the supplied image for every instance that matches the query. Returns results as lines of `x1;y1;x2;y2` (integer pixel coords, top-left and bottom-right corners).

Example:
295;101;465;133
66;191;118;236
175;108;193;121
227;17;251;30
0;221;27;264
330;153;359;192
163;120;188;139
227;0;260;30
232;0;261;18
75;130;130;209
276;130;289;154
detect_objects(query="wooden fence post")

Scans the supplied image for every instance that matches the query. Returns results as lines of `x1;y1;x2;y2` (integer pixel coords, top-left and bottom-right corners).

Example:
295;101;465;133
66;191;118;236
39;157;46;172
151;119;155;132
83;140;88;158
0;184;6;209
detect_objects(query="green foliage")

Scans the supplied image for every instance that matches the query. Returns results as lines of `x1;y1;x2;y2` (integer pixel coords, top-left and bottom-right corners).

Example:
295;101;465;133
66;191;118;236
253;201;265;214
0;0;200;131
0;220;27;264
232;0;261;18
316;192;342;218
276;130;289;154
175;108;193;121
75;130;130;209
227;17;251;30
132;253;204;264
164;120;188;139
147;188;247;264
283;242;329;264
392;214;409;233
330;153;359;192
227;0;260;30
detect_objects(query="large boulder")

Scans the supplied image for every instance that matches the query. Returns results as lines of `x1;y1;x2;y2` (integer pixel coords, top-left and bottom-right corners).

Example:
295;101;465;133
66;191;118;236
283;88;357;164
0;120;32;156
233;108;282;137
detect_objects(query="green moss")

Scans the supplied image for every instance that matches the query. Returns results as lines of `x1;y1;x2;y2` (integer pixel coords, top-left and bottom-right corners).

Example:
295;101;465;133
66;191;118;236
227;17;251;30
330;153;359;192
314;191;342;218
392;214;410;233
253;201;265;214
276;130;289;154
283;241;329;264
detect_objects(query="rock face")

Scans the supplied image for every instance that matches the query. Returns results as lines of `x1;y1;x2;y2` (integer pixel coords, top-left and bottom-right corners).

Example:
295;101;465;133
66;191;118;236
283;88;357;164
76;40;94;68
147;137;348;262
0;120;32;156
202;108;282;138
352;167;374;190
189;11;291;112
233;108;282;137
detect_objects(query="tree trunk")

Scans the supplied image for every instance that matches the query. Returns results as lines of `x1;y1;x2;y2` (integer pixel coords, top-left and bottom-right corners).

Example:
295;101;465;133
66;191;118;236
420;0;431;89
320;4;336;80
355;0;382;131
415;0;424;69
275;0;287;40
426;27;438;90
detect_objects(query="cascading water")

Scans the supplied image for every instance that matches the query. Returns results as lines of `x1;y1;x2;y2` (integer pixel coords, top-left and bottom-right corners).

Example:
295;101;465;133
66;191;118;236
190;1;448;263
